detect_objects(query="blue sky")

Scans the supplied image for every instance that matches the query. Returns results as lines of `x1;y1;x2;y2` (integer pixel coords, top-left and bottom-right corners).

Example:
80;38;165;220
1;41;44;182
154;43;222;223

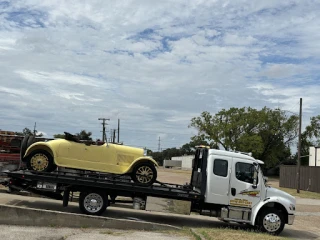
0;0;319;151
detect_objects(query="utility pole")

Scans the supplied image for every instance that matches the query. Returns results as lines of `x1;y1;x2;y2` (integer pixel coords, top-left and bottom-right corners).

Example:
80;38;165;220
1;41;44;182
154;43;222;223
113;129;116;143
117;119;120;143
158;136;161;152
98;118;110;142
33;122;36;136
297;98;302;194
109;129;113;142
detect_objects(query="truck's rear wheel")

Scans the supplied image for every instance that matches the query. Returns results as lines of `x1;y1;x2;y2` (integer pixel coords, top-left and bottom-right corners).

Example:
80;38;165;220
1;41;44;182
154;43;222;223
258;208;285;235
79;191;108;216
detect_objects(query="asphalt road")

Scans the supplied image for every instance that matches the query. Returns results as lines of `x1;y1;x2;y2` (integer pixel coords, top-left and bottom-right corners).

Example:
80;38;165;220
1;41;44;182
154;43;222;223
0;190;319;239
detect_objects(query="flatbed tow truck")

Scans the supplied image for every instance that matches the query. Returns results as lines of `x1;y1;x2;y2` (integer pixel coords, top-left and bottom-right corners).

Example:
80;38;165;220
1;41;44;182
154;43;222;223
1;146;295;235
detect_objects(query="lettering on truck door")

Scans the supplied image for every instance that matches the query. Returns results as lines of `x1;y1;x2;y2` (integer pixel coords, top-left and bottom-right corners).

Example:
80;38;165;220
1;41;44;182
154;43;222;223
229;159;262;209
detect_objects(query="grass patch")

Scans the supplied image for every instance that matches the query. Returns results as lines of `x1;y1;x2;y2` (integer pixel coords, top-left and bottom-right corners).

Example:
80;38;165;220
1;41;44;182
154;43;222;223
158;228;196;238
277;187;320;199
159;227;289;240
196;227;288;240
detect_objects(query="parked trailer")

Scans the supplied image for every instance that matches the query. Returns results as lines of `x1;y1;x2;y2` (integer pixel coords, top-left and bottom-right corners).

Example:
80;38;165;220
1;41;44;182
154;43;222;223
2;147;295;235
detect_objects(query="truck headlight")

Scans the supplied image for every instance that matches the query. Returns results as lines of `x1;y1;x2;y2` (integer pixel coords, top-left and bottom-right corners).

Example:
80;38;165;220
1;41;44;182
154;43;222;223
143;149;147;156
289;204;295;211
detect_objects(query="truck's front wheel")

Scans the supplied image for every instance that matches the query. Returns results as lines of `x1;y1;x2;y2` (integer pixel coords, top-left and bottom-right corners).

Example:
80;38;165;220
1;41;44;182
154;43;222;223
258;208;285;235
79;191;108;216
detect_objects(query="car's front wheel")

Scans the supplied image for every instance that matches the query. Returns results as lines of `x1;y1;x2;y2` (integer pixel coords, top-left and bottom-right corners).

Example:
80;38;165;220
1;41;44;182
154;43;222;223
26;150;56;172
131;162;157;186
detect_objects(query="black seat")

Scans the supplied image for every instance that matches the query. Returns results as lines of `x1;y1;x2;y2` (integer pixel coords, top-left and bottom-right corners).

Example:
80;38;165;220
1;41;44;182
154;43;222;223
64;132;80;143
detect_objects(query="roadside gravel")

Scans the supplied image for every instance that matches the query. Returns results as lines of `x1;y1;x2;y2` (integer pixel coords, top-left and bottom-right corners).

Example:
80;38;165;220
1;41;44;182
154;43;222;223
0;225;191;240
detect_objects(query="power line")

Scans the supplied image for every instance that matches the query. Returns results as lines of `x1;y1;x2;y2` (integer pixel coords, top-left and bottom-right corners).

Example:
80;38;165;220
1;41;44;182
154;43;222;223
98;118;110;142
117;119;120;143
109;129;117;143
297;98;302;194
33;122;36;135
158;136;161;151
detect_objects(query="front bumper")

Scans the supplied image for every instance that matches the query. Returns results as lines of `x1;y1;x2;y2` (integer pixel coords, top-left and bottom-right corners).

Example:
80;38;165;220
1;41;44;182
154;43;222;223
288;214;295;225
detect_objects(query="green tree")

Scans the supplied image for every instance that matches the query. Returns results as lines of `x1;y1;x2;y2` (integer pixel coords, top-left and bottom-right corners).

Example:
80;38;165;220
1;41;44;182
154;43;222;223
145;148;153;156
189;107;299;168
299;115;320;165
151;147;185;166
180;136;218;155
53;133;65;139
15;127;43;137
54;130;92;141
76;130;92;141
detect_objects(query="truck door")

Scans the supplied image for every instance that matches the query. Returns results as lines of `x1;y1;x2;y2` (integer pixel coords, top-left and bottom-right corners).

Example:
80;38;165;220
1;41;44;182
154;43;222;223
229;159;262;209
205;155;232;205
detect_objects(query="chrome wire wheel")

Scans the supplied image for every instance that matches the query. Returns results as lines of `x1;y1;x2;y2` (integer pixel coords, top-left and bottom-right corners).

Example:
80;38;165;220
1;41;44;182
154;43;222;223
30;153;49;171
263;213;281;233
83;193;104;213
135;165;154;184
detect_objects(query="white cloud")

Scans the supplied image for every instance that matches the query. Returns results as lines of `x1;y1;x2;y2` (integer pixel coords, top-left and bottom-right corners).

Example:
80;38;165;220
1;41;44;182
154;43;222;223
125;103;149;110
0;0;320;151
224;34;257;46
16;70;104;87
260;63;305;79
0;87;31;97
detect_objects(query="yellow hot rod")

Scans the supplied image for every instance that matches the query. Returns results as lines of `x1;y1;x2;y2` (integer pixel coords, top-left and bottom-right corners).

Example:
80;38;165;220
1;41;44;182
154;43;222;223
21;132;158;185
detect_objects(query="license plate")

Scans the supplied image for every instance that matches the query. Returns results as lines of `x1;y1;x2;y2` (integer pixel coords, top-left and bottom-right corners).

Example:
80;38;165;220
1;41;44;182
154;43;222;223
37;181;57;191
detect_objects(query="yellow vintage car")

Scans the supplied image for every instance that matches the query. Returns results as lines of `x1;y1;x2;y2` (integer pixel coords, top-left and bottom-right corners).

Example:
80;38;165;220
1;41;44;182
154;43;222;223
22;132;158;185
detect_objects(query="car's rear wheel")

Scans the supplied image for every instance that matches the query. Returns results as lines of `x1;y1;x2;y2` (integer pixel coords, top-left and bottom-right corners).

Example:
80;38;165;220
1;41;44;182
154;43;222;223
26;150;56;172
131;162;157;186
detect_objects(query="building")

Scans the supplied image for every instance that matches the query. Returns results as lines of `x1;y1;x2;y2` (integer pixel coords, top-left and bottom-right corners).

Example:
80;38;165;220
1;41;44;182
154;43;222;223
309;146;320;166
163;159;181;168
171;155;194;169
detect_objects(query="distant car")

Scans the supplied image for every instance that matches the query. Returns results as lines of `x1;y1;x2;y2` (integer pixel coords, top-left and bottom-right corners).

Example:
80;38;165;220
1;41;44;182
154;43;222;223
21;132;158;185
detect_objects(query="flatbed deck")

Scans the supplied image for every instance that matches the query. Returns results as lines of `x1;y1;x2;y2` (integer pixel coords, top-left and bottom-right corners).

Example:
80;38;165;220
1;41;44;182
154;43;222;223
3;170;202;201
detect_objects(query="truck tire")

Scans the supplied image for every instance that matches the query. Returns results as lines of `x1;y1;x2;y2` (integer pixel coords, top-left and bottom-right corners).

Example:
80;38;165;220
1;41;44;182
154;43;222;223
79;191;108;216
26;150;55;172
257;208;285;235
27;135;35;148
131;162;157;186
20;135;30;162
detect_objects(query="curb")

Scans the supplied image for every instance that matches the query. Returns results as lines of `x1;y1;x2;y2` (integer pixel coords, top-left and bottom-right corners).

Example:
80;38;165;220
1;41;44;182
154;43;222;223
0;204;180;231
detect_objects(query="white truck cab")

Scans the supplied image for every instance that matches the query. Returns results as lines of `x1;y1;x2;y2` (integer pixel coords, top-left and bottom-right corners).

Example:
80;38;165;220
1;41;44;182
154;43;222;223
191;147;295;235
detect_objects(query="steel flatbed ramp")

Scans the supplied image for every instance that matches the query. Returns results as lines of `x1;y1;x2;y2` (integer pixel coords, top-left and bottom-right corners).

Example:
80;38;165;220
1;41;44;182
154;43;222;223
5;170;202;201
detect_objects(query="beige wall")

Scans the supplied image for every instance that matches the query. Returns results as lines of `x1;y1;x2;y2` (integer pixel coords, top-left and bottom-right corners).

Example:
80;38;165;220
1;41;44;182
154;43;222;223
309;146;320;166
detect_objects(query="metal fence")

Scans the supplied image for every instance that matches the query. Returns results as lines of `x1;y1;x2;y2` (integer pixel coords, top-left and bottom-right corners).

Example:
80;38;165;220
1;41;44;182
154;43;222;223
280;165;320;193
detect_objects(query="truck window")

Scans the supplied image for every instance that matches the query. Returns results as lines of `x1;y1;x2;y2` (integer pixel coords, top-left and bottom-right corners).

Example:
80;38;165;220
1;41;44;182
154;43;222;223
213;159;228;177
235;162;257;184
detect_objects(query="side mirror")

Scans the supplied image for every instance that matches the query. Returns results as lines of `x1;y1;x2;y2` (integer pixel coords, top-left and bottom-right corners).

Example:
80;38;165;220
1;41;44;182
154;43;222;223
252;162;259;189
